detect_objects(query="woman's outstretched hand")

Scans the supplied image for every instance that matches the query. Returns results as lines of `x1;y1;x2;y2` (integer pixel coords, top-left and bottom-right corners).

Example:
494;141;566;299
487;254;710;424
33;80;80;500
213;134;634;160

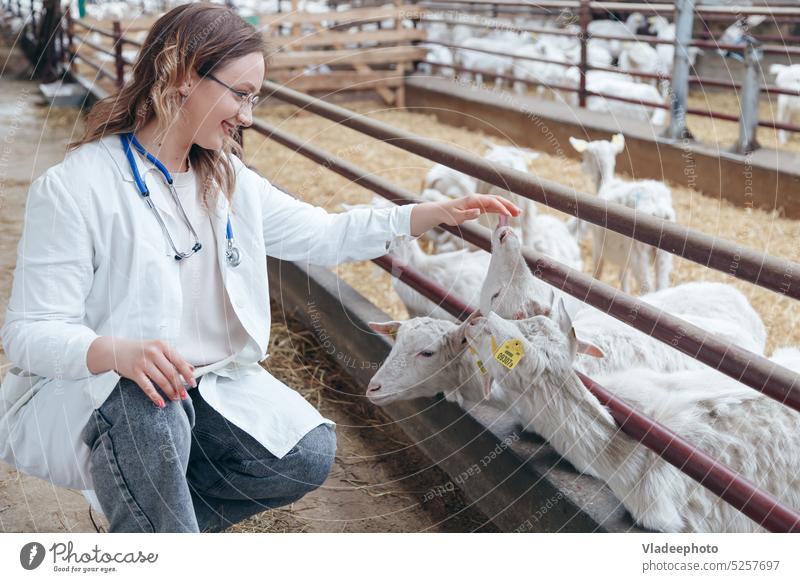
409;194;521;236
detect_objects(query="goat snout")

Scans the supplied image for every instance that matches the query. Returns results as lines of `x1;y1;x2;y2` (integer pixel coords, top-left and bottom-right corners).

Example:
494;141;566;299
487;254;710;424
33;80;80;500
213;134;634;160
367;382;382;394
497;226;513;244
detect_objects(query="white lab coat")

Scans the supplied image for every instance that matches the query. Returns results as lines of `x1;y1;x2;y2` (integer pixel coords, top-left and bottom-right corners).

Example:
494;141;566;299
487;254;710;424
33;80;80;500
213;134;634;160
0;133;419;491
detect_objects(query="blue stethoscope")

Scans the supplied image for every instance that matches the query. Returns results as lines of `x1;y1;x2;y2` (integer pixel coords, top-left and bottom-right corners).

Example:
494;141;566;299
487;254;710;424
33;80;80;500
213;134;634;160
120;132;241;267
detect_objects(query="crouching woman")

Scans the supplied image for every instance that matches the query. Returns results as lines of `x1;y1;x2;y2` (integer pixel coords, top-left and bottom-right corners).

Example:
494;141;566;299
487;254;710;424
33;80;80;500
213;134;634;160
0;3;519;532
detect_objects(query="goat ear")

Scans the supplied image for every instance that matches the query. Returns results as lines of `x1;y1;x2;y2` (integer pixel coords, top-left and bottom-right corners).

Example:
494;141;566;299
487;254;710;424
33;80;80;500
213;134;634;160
569;136;588;153
555;297;572;337
611;133;625;153
545;288;555;312
566;328;579;361
577;339;605;358
368;321;401;339
482;373;493;399
548;288;559;314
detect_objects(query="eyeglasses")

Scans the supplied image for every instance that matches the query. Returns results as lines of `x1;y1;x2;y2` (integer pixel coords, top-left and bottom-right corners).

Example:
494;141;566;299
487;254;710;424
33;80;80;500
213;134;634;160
205;73;260;111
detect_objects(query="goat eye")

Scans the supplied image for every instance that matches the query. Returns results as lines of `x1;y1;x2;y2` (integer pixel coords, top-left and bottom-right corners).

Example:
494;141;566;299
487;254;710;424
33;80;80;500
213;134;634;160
491;290;501;301
419;350;435;357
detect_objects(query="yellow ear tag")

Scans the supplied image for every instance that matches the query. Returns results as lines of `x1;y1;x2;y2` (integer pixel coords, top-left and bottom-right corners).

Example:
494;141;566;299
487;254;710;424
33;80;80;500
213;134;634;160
388;328;397;340
467;345;488;376
493;337;524;370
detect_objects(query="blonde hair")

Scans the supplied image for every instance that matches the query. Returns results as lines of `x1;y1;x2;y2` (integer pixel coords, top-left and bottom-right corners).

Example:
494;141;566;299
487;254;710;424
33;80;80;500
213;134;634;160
69;2;268;210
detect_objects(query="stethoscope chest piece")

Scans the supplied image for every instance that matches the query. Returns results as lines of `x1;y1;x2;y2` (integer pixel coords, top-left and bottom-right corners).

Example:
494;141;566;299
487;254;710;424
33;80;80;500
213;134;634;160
226;241;241;267
224;215;241;267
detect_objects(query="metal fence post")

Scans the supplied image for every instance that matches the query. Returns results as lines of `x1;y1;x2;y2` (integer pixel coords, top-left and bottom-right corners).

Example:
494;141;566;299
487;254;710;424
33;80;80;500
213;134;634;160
666;0;695;140
578;0;590;108
736;37;762;154
112;20;125;89
31;0;60;82
65;3;73;73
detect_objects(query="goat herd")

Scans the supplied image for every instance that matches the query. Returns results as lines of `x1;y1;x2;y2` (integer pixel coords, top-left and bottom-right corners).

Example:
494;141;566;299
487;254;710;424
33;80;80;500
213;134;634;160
422;12;800;140
351;134;800;533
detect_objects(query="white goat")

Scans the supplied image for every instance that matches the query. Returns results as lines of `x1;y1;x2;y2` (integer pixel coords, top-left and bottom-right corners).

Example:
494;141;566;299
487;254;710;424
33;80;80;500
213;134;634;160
560;67;668;126
464;305;800;532
570;133;675;293
456;37;515;87
717;16;766;61
769;64;800;145
511;43;570;97
618;41;662;85
564;41;613;70
639;282;767;355
420;44;455;77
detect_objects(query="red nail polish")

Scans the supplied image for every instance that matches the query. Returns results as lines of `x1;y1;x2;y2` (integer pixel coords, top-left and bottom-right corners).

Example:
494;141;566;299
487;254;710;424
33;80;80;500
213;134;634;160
158;398;165;408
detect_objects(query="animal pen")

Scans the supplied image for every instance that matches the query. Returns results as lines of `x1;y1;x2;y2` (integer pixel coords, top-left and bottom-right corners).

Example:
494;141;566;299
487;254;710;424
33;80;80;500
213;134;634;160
415;0;800;152
3;0;800;533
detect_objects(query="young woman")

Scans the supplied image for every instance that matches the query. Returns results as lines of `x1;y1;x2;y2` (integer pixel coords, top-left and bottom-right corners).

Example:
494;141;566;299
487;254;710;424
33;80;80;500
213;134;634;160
0;4;519;533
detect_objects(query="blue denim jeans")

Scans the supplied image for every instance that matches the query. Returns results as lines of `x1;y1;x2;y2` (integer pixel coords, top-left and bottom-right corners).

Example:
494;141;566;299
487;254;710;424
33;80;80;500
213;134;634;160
79;376;336;532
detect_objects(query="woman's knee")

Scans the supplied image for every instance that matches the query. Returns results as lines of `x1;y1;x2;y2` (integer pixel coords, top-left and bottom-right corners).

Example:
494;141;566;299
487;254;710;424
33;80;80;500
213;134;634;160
292;423;337;490
82;378;195;466
233;423;336;496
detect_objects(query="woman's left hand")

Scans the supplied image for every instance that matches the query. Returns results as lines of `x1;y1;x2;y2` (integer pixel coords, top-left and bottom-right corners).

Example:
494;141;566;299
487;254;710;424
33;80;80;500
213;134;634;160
410;194;522;236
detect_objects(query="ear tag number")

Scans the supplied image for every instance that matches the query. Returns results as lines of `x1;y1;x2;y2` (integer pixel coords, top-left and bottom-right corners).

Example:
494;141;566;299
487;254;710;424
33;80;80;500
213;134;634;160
492;337;524;370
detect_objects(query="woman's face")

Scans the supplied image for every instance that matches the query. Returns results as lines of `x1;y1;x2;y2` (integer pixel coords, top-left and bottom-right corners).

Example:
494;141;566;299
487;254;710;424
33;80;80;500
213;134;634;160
181;51;266;151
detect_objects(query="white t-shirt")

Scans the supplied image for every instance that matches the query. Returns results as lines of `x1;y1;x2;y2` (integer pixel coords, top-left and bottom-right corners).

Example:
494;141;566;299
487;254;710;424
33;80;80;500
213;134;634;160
141;155;249;367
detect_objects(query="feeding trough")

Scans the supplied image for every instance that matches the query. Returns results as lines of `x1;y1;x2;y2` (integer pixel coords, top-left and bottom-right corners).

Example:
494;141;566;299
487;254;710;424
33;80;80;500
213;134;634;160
38;81;88;108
